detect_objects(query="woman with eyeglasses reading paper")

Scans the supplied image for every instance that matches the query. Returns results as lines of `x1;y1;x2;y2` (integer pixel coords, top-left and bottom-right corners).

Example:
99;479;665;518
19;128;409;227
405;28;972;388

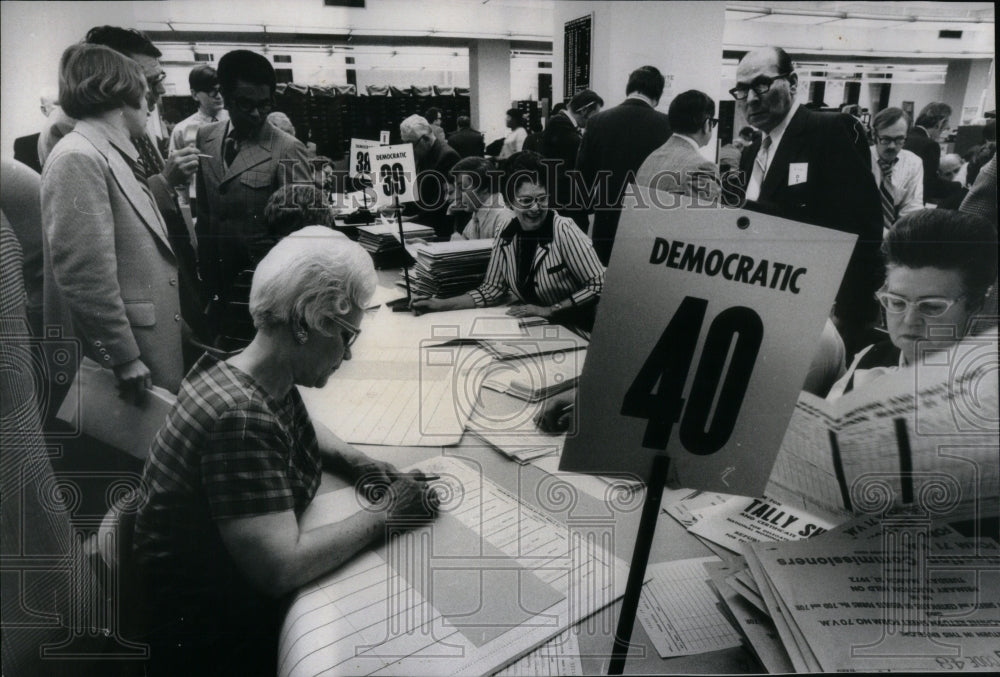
827;209;997;399
411;151;605;331
133;228;439;676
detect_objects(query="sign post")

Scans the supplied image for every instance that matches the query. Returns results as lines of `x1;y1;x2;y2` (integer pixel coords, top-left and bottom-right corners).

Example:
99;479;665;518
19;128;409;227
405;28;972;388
368;143;418;311
558;188;857;674
348;138;379;220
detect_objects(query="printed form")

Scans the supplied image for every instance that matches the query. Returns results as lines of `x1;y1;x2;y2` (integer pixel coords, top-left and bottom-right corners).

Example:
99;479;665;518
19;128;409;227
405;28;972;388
279;457;629;676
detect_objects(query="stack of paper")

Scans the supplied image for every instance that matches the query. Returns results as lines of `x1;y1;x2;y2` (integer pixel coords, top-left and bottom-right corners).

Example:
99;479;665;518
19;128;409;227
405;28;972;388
356;221;434;254
481;349;587;403
479;322;589;361
704;512;1000;673
409;239;494;297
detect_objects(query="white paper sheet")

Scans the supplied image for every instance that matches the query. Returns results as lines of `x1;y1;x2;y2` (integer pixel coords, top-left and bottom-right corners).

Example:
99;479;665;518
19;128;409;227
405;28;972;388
493;629;582;676
635;557;742;658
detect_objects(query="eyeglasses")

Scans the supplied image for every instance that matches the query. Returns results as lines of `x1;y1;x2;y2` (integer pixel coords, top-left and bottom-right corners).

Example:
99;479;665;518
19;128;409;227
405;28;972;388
232;96;274;114
512;194;549;209
730;73;792;101
146;70;167;88
875;135;907;147
706;117;719;129
199;86;223;97
330;315;361;349
875;290;965;318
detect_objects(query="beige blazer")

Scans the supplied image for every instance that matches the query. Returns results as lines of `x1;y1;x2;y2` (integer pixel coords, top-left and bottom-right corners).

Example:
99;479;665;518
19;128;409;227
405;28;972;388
636;134;721;202
194;120;313;304
41;118;184;392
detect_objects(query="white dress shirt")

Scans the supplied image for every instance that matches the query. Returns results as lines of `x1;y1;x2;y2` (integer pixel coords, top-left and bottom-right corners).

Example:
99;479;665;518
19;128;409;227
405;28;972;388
870;146;924;218
746;102;799;202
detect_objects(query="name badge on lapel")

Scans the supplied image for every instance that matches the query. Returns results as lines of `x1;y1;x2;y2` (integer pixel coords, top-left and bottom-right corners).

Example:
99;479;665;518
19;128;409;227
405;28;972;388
788;163;808;186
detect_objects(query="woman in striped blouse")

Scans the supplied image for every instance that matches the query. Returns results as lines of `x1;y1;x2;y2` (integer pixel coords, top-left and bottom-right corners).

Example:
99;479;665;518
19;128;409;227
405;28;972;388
412;151;605;330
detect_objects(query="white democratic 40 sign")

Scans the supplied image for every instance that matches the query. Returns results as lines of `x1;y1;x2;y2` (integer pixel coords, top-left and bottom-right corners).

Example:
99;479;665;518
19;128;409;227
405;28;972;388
560;190;856;497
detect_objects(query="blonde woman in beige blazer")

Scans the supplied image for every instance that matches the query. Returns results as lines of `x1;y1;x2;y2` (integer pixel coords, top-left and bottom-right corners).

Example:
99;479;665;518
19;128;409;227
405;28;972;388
41;44;184;400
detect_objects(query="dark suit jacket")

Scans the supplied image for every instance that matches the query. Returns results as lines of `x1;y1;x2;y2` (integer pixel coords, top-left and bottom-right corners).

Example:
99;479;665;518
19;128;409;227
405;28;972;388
576;98;672;264
903;126;941;198
406;138;461;239
540;111;587;229
736;106;883;325
13;134;42;174
447;127;485;158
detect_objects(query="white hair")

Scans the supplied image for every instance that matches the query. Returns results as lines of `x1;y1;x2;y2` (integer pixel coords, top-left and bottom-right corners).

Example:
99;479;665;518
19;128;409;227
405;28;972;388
249;226;376;336
400;114;432;142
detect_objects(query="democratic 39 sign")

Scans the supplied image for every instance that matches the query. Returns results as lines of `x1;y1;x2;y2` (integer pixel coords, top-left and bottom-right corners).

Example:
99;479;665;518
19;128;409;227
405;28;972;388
560;189;856;497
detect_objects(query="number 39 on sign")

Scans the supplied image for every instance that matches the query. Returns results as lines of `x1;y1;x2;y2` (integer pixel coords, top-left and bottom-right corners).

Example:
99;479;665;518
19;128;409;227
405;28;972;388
370;143;417;207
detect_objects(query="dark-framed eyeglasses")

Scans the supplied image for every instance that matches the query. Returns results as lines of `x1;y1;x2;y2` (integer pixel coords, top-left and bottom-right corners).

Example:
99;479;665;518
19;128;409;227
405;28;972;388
875;290;964;318
232;96;275;115
330;315;361;348
706;117;720;130
146;70;167;88
199;86;223;97
730;73;792;101
875;134;907;147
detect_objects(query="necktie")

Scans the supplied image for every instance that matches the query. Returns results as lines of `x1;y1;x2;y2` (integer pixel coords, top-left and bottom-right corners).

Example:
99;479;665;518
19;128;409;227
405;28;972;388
224;136;239;168
755;135;773;179
132;133;164;178
116;147;149;187
878;158;898;228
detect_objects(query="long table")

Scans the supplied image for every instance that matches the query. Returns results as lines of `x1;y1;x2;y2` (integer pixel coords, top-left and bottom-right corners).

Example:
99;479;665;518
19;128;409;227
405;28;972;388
285;270;756;676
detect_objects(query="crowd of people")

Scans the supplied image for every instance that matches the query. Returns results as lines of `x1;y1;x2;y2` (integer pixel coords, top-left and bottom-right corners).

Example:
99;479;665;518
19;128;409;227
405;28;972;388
1;24;996;677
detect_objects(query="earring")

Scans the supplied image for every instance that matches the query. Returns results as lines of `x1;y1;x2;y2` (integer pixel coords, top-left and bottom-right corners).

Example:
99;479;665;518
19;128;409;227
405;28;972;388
294;330;308;345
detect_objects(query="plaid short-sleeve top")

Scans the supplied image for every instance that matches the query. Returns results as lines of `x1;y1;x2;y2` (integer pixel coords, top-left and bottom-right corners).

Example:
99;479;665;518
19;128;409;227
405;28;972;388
133;353;321;601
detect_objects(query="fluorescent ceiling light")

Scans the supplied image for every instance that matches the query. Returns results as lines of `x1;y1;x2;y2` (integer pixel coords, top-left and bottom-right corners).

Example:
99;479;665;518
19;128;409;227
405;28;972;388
828;18;906;29
750;14;838;25
169;22;265;32
137;22;173;32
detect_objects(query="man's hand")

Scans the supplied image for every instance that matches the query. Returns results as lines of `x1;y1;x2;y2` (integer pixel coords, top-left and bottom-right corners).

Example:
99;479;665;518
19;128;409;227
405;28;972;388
410;296;446;315
113;357;152;405
535;394;575;433
161;146;200;187
507;303;552;319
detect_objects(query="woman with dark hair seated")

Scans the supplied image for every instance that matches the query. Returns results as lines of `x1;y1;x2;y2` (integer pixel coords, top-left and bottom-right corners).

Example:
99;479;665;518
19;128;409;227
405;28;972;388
827;208;997;398
133;228;439;676
411;151;605;330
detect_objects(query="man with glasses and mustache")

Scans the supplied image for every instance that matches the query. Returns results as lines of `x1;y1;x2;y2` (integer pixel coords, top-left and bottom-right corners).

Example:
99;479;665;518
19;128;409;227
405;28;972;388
869;107;924;231
731;47;883;359
195;50;313;350
636;89;722;202
169;65;228;211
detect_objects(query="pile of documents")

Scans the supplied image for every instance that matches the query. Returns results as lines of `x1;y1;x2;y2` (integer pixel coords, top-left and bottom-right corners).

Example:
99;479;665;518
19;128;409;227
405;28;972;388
708;511;1000;672
356;221;434;254
408;239;493;297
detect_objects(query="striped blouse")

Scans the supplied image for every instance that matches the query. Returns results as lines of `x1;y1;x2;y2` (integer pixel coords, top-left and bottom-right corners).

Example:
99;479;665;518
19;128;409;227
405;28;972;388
468;211;605;309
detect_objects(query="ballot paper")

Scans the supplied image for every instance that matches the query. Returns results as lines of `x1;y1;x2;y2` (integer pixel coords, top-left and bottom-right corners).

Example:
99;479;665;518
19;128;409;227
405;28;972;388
747;531;1000;672
703;561;794;674
298;342;486;446
530;454;643;505
663;490;736;528
409;239;493;298
357;221;435;254
635;557;742;658
687;495;849;554
493;629;582;676
279;456;629;677
480;349;586;403
364;305;523;349
765;330;998;516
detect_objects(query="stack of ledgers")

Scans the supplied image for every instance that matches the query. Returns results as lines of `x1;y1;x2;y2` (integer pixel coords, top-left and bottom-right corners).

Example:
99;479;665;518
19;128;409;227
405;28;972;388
408;239;493;297
356;221;434;254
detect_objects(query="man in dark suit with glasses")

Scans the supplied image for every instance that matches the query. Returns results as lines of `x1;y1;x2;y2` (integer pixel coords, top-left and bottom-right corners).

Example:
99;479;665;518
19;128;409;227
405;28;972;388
731;46;883;358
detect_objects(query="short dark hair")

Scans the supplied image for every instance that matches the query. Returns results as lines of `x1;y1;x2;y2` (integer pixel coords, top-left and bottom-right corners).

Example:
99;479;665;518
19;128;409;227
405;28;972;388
424;107;442;123
85;25;161;58
626;65;665;101
506;108;525;127
569;89;603;114
872;107;911;133
451;156;500;194
501;151;548;205
884;209;998;302
189;65;218;92
264;184;334;239
217;50;276;96
915;102;952;129
667;90;715;135
59;43;146;120
773;47;794;75
456;115;471;129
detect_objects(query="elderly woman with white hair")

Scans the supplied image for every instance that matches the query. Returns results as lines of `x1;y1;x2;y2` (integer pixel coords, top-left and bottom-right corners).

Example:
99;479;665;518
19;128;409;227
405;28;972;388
132;227;439;676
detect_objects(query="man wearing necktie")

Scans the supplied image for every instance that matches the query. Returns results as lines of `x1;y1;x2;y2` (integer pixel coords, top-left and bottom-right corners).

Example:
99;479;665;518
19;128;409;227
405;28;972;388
731;46;883;358
195;50;314;350
869;107;924;232
169;65;229;211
